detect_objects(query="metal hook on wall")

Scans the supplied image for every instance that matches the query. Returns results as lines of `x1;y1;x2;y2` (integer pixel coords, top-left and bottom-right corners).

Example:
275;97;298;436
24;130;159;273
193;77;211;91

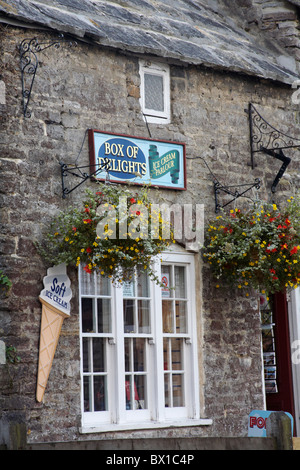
19;34;77;118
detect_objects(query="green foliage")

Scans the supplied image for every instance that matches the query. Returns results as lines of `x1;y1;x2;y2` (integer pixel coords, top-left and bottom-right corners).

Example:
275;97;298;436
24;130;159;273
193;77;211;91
38;183;174;284
0;269;12;293
6;345;21;364
203;195;300;296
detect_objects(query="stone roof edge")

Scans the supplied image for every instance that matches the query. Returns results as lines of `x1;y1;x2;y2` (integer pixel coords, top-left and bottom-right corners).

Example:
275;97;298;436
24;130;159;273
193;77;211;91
0;8;298;86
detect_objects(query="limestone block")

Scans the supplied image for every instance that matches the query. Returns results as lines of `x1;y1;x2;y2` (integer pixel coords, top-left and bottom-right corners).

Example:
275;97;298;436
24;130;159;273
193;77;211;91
0;340;6;365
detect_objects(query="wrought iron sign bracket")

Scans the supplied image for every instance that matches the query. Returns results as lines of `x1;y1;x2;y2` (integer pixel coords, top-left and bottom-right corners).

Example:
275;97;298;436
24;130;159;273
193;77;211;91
60;160;110;199
214;178;261;213
248;103;299;193
19;34;77;118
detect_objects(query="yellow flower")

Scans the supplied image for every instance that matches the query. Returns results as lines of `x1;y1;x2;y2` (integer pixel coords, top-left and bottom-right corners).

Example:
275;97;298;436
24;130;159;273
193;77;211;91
272;204;277;210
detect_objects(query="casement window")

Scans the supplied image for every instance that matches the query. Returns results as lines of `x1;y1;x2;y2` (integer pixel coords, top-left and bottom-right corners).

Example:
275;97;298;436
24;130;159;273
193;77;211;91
139;60;171;124
79;252;207;432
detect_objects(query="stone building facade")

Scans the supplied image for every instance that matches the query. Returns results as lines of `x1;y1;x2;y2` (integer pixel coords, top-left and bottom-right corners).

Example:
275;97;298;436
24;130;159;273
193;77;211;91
0;0;300;448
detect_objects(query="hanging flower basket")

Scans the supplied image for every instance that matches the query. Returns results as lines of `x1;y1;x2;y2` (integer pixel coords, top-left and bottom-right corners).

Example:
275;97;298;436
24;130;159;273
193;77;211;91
203;195;300;296
38;183;174;284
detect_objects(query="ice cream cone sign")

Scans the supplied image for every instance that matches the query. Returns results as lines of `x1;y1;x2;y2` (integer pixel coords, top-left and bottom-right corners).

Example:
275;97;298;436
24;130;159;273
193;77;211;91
36;263;72;402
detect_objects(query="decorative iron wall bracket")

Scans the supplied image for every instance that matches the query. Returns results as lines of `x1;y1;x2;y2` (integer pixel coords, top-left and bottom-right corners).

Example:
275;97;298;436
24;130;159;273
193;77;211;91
214;179;261;213
60;160;110;199
248;103;299;192
19;34;77;118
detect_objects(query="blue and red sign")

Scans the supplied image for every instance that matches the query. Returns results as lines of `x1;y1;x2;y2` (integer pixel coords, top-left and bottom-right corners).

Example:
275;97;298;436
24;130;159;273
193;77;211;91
89;130;186;190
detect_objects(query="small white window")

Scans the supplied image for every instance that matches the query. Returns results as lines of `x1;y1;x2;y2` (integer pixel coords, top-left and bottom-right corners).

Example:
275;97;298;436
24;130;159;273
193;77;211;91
139;60;170;124
79;252;208;432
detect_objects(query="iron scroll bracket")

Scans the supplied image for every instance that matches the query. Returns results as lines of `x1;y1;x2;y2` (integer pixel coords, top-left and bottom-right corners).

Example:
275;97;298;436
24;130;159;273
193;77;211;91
19;34;77;118
248;103;299;192
60;160;110;199
214;179;261;213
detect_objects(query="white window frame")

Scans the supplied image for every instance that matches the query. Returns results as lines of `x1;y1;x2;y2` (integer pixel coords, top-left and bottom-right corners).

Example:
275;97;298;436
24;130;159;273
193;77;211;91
139;60;171;124
79;252;211;433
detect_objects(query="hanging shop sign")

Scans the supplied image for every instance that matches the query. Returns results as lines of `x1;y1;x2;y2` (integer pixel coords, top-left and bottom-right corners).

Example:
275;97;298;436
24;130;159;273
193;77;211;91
89;130;186;190
36;263;72;402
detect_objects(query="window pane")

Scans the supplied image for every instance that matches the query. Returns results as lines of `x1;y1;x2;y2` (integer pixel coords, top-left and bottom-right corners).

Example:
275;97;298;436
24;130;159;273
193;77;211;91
93;338;106;373
137;268;149;297
144;73;164;112
95;273;111;296
133;338;145;372
81;298;94;332
81;269;95;295
164;373;170;407
163;338;170;371
125;375;132;409
162;300;173;333
176;301;187;333
124;299;136;333
175;266;186;298
94;376;107;411
83;376;91;412
123;279;135;298
138;300;150;333
173;374;184;407
134;375;147;410
82;338;90;373
125;338;131;372
161;265;172;298
125;375;147;410
171;338;183;371
97;298;111;333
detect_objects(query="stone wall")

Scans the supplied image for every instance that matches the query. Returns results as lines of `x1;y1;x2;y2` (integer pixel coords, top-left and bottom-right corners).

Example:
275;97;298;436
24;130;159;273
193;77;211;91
227;0;300;71
0;24;300;444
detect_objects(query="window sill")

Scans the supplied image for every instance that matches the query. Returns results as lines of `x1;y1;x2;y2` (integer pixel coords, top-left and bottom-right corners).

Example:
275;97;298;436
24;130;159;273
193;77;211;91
79;418;212;434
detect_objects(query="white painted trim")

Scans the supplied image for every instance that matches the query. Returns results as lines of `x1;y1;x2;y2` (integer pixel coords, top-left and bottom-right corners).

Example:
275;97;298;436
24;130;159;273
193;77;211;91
79;253;202;430
79;418;212;434
139;60;171;124
288;287;300;436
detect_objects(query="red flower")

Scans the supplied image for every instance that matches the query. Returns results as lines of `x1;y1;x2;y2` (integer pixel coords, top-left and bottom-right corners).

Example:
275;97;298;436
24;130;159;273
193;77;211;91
86;247;92;253
72;226;77;232
84;207;90;213
136;211;141;216
269;268;276;274
96;191;102;195
83;265;92;274
290;246;298;255
83;219;92;224
130;197;136;204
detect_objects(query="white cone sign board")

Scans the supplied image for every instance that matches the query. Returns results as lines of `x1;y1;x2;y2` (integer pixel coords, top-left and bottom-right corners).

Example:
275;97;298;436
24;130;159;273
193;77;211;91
36;264;72;402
